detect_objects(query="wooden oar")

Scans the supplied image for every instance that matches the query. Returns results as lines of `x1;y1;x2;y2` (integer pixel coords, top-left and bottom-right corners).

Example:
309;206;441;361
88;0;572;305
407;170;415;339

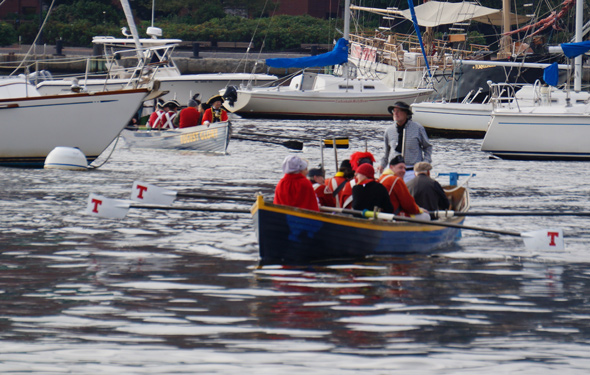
230;135;303;150
238;130;350;148
176;192;254;202
130;181;257;206
433;210;590;218
320;206;564;251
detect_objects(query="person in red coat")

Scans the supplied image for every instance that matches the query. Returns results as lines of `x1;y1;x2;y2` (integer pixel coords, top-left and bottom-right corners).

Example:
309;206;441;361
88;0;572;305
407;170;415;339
307;167;332;207
148;100;179;129
378;155;429;219
274;155;319;212
323;160;353;208
201;95;228;126
178;99;201;128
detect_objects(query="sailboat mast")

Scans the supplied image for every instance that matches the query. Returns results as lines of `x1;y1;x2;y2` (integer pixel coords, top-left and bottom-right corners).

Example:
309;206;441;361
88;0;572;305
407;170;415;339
120;0;144;62
343;0;350;40
499;0;511;59
574;0;582;91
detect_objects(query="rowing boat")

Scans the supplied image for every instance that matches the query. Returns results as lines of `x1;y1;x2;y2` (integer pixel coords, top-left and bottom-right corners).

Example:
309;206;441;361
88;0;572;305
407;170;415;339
252;186;470;265
120;121;231;154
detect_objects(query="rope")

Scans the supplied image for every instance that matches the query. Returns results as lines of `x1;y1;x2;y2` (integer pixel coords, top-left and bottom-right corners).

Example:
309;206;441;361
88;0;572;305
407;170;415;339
87;135;121;170
9;0;57;77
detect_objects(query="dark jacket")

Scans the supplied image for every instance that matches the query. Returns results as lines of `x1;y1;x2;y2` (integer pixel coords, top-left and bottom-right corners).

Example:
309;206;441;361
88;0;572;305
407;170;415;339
352;180;394;214
406;174;450;212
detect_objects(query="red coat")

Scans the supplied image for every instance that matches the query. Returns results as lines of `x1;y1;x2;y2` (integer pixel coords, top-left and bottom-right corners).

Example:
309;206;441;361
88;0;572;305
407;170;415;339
312;182;332;207
274;173;320;212
201;108;228;124
323;173;349;208
148;110;176;129
378;172;421;216
179;107;201;128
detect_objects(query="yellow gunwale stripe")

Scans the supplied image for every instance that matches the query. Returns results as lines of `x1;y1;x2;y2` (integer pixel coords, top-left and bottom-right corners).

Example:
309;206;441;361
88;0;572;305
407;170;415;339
252;196;463;233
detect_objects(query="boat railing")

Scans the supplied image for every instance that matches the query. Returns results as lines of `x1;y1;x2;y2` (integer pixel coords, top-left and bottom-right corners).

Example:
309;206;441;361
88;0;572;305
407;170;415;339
488;82;528;111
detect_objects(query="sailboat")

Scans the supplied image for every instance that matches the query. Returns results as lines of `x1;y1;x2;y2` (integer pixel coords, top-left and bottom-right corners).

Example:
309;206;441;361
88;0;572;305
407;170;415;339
0;77;151;167
220;0;433;120
35;2;277;109
481;0;590;160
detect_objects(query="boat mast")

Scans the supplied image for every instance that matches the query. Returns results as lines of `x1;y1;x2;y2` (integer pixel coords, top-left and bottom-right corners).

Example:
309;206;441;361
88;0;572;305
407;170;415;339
120;0;144;62
498;0;511;59
574;0;582;91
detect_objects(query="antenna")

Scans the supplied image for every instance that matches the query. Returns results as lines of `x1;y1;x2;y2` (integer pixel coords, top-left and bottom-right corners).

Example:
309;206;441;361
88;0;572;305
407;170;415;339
151;0;155;28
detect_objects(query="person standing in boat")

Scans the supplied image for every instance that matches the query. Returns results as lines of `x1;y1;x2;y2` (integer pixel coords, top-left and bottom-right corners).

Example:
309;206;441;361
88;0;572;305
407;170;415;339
351;163;394;214
176;99;202;129
406;162;450;217
201;95;228;126
274;155;319;212
148;100;179;129
377;101;432;182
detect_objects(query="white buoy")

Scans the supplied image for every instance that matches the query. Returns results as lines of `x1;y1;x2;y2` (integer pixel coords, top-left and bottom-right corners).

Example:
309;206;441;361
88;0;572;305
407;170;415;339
44;147;88;171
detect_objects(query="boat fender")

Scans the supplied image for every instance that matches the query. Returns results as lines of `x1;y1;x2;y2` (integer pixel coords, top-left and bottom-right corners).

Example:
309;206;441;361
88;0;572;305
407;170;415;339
44;146;88;171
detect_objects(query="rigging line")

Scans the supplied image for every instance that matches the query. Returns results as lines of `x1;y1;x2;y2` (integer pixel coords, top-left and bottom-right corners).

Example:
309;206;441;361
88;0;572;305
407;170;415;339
9;0;57;77
233;0;273;75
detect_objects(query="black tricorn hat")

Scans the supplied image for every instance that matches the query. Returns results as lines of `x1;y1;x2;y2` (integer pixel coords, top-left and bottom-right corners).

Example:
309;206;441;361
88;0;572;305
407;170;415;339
387;101;412;115
207;95;224;105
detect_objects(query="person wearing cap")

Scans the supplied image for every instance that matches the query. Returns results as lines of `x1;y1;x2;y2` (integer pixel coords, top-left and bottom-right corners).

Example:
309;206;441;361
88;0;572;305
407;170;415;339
323;159;353;208
148;100;180;129
407;162;450;215
340;151;376;209
380;154;408;182
274;155;319;212
307;167;331;207
378;101;432;181
201;95;228;126
351;163;394;214
378;155;425;218
176;99;202;129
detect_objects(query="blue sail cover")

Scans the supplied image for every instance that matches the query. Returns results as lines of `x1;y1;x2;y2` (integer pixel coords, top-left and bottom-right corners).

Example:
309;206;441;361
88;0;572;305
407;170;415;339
265;38;349;68
561;41;590;59
543;62;559;87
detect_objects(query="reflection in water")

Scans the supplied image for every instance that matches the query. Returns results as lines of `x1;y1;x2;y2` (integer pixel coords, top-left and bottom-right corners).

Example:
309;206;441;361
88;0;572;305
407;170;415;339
1;118;590;373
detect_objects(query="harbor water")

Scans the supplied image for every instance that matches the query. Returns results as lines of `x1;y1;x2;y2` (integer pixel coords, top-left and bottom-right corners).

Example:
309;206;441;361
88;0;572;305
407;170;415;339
2;118;590;374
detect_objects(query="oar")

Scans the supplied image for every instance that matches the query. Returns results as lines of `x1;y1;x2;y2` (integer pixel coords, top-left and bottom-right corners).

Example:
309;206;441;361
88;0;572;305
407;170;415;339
85;194;250;219
230;135;303;150
238;130;350;148
320;206;564;251
129;181;255;205
433;210;590;218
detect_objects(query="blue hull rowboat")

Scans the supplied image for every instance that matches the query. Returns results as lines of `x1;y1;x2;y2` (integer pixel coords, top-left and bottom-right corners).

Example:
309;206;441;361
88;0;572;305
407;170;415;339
120;121;231;154
252;186;470;265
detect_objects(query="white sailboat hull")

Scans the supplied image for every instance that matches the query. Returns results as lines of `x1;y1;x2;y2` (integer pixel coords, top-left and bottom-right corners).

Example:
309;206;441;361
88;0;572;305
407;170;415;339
0;84;149;166
37;73;277;105
223;74;433;120
481;106;590;160
411;102;492;136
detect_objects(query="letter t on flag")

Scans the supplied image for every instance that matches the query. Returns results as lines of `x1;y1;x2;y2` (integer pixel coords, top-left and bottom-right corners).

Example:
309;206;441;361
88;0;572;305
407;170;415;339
522;228;565;251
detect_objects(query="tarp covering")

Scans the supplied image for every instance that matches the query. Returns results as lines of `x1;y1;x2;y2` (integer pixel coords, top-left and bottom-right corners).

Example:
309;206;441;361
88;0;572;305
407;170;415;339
561;41;590;59
543;62;559;86
265;38;348;69
399;1;530;27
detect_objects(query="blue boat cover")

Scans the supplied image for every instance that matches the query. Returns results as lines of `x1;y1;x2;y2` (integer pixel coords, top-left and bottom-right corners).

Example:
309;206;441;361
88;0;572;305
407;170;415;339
561;41;590;58
543;62;559;86
265;38;348;68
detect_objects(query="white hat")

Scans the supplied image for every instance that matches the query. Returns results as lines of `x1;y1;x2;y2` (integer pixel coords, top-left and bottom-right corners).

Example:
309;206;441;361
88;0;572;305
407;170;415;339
282;155;308;174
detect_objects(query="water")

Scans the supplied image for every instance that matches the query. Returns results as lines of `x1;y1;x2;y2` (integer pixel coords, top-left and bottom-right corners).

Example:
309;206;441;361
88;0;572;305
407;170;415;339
2;118;590;374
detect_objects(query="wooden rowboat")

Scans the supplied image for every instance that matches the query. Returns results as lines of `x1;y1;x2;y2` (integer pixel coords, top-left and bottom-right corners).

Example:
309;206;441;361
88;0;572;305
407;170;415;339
120;121;231;154
252;186;470;265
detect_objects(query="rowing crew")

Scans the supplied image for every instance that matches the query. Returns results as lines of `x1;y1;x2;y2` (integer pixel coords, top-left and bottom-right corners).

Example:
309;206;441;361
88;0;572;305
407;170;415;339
274;153;450;220
147;95;229;129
